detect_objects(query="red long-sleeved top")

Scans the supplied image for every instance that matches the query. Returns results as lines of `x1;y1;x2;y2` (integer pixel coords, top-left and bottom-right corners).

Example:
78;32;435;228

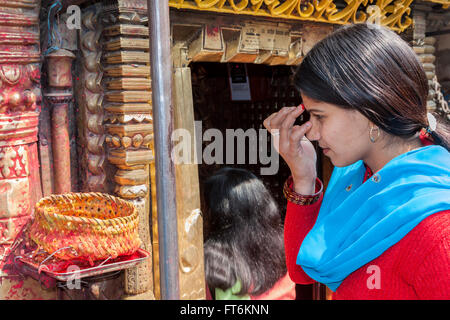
284;167;450;300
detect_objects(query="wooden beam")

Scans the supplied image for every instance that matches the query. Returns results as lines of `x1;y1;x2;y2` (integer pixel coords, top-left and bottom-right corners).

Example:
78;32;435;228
172;67;206;300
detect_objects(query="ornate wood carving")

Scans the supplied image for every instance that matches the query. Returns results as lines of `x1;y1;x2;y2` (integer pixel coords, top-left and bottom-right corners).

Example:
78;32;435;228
411;7;450;121
76;4;107;192
0;1;41;262
412;10;442;115
169;0;415;33
0;0;51;299
101;0;154;296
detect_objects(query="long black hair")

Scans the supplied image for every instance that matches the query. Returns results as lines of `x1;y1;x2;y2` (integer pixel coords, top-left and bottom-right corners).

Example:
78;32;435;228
294;23;450;150
203;167;286;296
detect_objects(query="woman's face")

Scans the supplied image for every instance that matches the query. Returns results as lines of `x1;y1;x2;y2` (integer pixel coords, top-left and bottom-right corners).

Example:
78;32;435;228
302;94;372;167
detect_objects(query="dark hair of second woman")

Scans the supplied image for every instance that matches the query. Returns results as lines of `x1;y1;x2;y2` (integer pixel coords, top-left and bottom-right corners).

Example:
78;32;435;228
203;167;286;296
294;23;450;150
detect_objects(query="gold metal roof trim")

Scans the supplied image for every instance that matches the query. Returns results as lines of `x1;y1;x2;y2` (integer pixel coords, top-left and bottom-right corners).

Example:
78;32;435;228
169;0;420;32
424;0;449;9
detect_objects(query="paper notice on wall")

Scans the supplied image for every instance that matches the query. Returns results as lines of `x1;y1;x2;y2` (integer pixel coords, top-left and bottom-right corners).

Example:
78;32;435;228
259;24;276;51
228;63;251;101
241;24;260;51
274;24;291;52
240;22;289;52
204;24;223;50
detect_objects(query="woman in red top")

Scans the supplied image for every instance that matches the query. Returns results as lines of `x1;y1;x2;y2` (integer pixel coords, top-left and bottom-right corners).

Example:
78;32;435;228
263;23;450;299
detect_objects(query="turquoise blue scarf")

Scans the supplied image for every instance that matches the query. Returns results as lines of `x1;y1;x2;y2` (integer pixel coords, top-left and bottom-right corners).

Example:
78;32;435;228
297;145;450;292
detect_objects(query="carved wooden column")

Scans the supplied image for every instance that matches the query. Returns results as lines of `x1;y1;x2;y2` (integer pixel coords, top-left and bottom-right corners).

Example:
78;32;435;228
76;4;108;193
411;6;450;121
45;49;75;194
411;5;450;118
0;0;55;300
412;7;437;113
101;0;154;298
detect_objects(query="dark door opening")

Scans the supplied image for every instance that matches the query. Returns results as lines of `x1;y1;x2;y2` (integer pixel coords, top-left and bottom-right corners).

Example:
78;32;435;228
191;62;321;300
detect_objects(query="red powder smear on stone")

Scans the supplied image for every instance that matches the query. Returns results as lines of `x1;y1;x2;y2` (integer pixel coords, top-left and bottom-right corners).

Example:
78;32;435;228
11;280;24;290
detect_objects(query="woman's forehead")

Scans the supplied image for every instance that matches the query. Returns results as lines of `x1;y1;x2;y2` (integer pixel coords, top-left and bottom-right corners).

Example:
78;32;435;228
307;108;325;114
301;95;352;114
303;99;334;113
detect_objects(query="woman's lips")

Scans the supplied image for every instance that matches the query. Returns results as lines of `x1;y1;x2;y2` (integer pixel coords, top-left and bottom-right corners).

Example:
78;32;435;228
319;144;330;154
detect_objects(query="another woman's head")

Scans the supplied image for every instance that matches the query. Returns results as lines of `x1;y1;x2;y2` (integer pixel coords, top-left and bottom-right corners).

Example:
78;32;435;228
203;167;286;296
294;23;450;167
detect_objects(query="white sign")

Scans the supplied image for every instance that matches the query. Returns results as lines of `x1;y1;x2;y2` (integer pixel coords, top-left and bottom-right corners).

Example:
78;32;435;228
228;63;251;101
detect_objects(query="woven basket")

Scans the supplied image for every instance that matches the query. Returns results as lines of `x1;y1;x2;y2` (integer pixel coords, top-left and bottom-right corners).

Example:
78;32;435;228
29;193;141;262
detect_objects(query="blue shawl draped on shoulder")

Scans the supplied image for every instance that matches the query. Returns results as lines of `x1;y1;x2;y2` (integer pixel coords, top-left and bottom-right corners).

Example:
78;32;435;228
297;145;450;292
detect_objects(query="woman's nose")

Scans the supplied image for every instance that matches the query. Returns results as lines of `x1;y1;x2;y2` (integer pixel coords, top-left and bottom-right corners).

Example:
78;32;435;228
306;124;320;142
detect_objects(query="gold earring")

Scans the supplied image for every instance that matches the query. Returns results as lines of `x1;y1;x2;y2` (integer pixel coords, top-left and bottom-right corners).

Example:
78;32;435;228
369;126;380;143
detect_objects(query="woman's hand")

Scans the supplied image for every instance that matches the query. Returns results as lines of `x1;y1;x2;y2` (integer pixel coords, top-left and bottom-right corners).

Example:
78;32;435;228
263;105;317;195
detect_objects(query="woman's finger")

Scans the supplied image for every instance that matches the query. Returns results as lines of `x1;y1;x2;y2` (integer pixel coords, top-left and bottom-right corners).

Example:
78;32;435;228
263;112;278;133
288;122;312;155
268;106;296;131
279;105;305;151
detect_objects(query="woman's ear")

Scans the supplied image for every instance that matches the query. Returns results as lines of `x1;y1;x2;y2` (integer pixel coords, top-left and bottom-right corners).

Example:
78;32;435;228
363;116;373;130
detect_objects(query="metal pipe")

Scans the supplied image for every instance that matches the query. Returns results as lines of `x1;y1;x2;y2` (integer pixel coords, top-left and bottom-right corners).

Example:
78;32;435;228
147;0;180;300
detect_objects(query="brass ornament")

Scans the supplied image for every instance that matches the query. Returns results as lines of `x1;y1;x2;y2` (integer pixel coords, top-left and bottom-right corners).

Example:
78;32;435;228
169;0;416;33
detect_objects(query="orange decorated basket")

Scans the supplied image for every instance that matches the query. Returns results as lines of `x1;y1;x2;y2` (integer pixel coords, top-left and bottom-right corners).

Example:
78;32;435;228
29;193;141;262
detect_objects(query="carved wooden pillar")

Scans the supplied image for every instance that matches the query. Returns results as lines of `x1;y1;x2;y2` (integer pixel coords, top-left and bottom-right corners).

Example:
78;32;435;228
76;4;108;193
101;0;154;297
0;0;55;300
411;5;449;118
45;49;75;194
412;7;436;113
